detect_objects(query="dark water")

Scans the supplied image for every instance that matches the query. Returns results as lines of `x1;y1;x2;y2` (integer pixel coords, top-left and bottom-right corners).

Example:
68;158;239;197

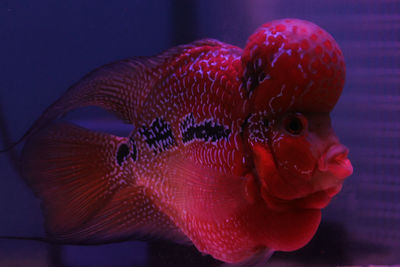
1;1;399;266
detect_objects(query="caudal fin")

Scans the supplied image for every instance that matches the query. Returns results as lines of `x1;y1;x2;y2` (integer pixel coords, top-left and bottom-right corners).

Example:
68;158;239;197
21;122;186;244
21;122;134;237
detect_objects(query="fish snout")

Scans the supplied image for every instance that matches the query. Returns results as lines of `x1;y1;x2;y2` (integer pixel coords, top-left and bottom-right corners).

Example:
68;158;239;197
318;144;353;179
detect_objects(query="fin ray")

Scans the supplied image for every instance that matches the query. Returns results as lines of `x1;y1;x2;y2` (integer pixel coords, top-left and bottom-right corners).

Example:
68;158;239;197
21;122;133;236
6;39;236;149
59;186;188;245
165;153;250;223
22;122;188;244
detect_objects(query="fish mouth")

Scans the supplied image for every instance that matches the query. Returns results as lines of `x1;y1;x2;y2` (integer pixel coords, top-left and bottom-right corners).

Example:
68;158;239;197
318;144;353;179
261;185;340;210
293;144;352;209
259;143;352;211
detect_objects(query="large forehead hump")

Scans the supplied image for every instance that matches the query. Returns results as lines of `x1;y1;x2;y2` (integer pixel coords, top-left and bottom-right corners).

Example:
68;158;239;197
242;19;345;114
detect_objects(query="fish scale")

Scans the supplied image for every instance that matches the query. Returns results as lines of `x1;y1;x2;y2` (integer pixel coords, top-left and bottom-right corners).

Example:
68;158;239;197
16;19;353;264
133;43;245;178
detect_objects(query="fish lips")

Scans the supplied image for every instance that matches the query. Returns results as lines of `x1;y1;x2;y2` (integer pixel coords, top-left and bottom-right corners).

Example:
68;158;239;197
256;143;353;210
261;184;341;210
268;144;353;210
293;184;342;209
318;144;353;180
299;144;353;209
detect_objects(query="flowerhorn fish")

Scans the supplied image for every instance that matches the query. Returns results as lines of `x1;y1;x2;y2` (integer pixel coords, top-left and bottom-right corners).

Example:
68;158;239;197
7;19;353;264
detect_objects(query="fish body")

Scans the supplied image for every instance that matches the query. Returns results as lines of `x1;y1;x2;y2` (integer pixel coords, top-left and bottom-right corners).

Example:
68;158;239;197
19;19;352;263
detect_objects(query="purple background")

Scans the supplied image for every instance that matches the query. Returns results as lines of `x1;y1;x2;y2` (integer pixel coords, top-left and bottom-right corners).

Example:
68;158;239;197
1;0;399;266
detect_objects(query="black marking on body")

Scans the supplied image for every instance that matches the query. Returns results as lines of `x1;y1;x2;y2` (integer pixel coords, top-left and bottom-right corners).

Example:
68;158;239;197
240;113;252;137
116;143;130;166
139;117;177;155
180;113;231;144
242;60;267;95
116;139;138;166
130;139;137;161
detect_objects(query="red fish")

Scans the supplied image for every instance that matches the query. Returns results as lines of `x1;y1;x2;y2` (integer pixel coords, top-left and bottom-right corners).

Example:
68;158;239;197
18;19;352;264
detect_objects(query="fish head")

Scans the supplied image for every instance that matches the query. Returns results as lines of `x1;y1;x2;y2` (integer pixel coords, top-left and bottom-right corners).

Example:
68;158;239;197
265;112;351;206
245;111;352;210
241;19;352;210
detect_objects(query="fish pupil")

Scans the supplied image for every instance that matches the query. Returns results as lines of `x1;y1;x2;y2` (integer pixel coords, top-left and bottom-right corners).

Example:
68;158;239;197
286;117;303;135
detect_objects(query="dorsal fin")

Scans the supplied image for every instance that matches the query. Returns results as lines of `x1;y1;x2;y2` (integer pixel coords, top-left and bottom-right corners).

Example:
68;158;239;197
1;39;231;151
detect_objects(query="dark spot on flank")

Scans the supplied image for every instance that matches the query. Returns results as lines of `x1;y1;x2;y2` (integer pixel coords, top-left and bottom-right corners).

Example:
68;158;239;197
180;113;231;144
139;117;177;155
242;60;270;96
131;141;137;161
258;71;266;82
117;143;130;166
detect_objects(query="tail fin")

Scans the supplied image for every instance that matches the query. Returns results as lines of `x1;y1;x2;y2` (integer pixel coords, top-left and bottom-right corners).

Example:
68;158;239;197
21;122;134;236
21;122;186;244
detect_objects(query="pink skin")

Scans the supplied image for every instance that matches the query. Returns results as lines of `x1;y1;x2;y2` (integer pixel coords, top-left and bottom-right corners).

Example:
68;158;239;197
14;18;352;264
241;19;352;211
254;112;353;210
242;19;346;115
230;19;353;257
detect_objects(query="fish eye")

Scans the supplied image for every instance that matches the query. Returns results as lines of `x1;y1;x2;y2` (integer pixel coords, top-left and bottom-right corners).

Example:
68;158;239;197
284;114;306;135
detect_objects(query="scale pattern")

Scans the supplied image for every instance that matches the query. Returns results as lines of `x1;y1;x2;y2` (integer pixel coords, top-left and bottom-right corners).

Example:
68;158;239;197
20;19;350;264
